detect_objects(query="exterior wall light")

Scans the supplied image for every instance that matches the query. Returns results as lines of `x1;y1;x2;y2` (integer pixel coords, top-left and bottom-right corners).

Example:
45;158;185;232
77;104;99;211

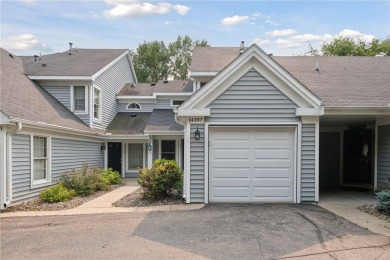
147;142;153;151
101;144;106;151
194;127;201;140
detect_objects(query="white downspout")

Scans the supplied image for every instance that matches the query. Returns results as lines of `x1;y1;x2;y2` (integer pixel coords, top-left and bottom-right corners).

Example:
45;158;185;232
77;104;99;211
4;122;23;208
174;109;187;200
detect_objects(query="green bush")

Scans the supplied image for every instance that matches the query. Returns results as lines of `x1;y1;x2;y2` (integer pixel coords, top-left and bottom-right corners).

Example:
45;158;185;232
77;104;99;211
60;164;107;197
376;189;390;214
40;183;76;203
100;168;122;185
138;159;183;199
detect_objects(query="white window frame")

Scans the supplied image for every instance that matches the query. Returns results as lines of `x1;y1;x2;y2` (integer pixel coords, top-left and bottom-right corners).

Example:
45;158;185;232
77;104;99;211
126;142;146;172
126;103;142;110
170;100;185;108
93;86;102;122
30;135;51;188
70;85;88;114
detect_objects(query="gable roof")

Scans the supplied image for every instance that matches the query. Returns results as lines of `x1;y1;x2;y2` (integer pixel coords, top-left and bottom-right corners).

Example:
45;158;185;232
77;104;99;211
118;80;193;96
191;46;390;107
180;44;322;115
22;49;128;77
0;48;98;134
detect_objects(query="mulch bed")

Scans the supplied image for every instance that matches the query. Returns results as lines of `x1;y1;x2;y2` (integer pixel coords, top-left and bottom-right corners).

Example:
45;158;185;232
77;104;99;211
358;204;390;222
113;188;184;207
1;184;121;213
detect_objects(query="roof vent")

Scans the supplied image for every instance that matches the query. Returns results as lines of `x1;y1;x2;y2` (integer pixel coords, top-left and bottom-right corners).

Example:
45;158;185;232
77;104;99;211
42;64;47;67
240;41;245;53
9;53;14;58
34;55;39;63
151;82;156;86
163;79;168;83
130;83;135;88
131;114;137;117
69;42;73;55
268;53;273;57
315;61;320;72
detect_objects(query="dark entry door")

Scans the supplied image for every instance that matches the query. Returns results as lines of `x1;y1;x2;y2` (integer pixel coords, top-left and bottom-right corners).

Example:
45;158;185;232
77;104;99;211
108;142;122;174
343;129;372;185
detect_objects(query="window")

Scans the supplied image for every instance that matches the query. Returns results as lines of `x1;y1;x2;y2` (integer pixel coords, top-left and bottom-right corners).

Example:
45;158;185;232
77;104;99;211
32;136;50;185
126;103;141;110
128;143;144;170
171;100;185;107
94;88;101;120
73;86;86;112
161;140;176;160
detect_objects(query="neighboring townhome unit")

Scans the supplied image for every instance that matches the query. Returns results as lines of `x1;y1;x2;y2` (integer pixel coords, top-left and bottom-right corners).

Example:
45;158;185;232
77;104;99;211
0;46;138;209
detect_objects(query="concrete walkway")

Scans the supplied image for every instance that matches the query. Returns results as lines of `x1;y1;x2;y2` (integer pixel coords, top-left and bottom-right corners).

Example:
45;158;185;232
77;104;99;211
319;190;390;236
0;179;204;218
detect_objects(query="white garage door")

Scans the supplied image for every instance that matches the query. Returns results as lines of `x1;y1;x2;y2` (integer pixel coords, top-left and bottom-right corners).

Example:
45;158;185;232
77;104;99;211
209;127;295;202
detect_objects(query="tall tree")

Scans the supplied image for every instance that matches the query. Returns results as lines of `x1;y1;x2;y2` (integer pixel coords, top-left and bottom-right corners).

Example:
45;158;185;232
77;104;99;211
133;41;170;83
133;36;209;83
168;35;209;80
321;37;390;56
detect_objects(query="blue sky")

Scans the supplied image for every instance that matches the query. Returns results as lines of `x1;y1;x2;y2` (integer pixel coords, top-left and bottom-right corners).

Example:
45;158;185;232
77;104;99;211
1;0;389;56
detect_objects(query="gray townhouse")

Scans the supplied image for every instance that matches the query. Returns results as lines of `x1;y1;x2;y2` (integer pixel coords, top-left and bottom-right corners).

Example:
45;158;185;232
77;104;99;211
0;43;389;208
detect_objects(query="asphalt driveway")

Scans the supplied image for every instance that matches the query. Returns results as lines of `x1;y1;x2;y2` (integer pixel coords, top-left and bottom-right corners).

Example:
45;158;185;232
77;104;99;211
1;204;389;259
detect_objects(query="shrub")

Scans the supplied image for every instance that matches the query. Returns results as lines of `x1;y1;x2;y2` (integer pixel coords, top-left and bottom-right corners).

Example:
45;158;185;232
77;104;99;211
60;164;107;197
40;183;76;203
100;168;122;185
376;189;390;214
138;159;183;199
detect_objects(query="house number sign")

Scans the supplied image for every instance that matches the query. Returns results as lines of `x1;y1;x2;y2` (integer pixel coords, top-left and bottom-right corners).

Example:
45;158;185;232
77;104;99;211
188;117;204;124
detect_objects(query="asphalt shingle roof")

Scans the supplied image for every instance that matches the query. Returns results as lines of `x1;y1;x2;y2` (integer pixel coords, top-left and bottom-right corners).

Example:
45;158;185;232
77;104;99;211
145;110;184;132
22;49;127;76
106;112;151;135
190;47;390;107
118;80;193;96
0;48;98;134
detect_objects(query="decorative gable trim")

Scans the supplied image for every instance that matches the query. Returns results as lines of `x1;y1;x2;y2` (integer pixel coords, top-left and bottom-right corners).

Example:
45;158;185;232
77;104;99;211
180;44;322;114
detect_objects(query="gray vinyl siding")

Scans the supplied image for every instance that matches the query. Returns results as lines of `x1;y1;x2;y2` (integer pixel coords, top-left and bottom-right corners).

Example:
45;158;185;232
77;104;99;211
42;86;71;109
11;134;36;202
190;124;205;202
301;124;316;202
207;68;298;123
377;125;390;189
51;138;104;180
118;99;171;113
94;54;135;130
153;139;159;162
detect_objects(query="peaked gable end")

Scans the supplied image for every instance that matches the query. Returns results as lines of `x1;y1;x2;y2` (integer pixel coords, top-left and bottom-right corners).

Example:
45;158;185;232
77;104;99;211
208;68;298;122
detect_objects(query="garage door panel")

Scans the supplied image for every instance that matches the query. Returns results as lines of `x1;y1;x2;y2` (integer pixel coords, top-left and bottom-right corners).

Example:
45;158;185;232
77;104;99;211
253;168;291;178
209;127;295;203
213;168;250;178
253;187;292;198
253;149;291;159
213;148;251;159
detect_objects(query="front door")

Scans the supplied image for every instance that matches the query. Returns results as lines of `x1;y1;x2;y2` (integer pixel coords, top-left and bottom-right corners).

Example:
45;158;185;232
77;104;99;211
108;142;122;174
343;129;372;185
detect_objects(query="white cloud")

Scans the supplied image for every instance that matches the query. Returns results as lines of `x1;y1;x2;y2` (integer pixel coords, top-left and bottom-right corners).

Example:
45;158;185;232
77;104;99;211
266;29;297;37
336;29;375;42
1;33;51;52
104;1;190;18
276;39;302;49
265;19;279;26
289;33;333;42
253;38;272;46
221;15;249;26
